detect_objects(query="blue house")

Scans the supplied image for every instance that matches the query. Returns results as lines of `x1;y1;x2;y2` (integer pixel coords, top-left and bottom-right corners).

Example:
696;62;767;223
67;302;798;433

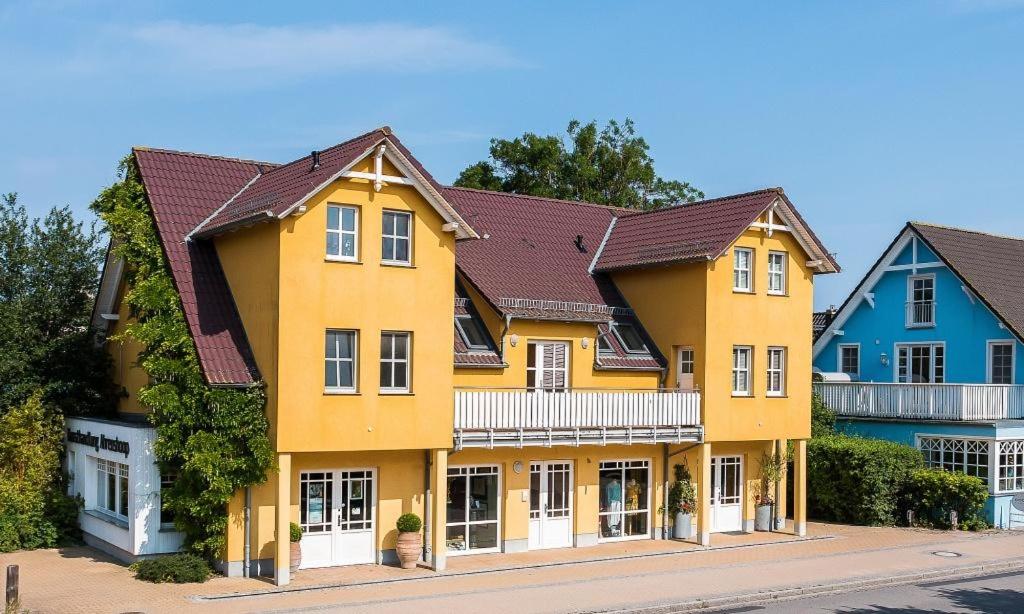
813;222;1024;528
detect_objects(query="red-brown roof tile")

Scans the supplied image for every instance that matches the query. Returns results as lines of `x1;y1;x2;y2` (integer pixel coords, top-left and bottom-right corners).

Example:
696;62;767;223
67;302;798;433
133;147;267;385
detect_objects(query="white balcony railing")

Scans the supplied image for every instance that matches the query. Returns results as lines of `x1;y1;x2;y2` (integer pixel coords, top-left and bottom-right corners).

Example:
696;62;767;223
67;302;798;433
815;382;1024;421
905;300;936;327
454;387;702;449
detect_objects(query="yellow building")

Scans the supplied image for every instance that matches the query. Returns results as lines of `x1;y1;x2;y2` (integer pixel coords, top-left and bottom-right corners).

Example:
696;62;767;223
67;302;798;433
77;127;837;584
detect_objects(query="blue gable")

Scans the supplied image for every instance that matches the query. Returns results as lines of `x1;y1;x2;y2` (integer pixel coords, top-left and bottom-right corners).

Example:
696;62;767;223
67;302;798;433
814;229;1023;384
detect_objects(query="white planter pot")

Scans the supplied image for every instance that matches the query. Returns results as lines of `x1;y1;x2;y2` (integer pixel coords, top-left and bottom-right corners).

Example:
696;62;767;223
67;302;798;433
673;512;693;539
754;504;773;531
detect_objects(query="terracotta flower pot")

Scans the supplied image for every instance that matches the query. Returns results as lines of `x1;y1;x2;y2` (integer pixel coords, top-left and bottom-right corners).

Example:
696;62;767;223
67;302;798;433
289;540;301;573
396;531;422;569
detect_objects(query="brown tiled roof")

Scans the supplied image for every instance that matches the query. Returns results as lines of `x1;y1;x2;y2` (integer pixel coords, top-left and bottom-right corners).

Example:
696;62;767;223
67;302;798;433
133;147;267;385
594;188;838;273
812;310;835;341
912;222;1024;340
453;286;503;368
445;187;630;321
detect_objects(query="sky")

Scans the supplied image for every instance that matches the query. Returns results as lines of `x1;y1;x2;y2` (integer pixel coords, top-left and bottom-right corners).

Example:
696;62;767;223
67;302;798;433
2;0;1023;309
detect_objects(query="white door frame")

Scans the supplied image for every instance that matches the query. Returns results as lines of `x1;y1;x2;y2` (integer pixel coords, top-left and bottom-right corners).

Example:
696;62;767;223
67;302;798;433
446;464;502;556
298;467;378;569
676;346;695;390
598;459;652;543
710;456;743;533
528;460;574;550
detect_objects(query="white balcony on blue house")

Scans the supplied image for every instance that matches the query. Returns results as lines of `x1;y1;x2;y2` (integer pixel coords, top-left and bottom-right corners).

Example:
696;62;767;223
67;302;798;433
814;382;1024;422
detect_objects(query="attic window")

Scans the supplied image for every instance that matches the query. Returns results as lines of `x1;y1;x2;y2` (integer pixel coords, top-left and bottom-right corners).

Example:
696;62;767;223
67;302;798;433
597;333;614;354
455;315;490;350
612;323;647;354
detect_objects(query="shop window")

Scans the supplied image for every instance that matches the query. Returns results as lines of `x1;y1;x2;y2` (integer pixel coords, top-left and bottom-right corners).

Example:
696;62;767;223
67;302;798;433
446;465;500;553
598;460;649;540
95;458;129;522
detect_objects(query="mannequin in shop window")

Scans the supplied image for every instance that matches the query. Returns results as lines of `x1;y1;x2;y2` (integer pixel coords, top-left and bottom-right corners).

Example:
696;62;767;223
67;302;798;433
625;477;642;534
605;476;622;536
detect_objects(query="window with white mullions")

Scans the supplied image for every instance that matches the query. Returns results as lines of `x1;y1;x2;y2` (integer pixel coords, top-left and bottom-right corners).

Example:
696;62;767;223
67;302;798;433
839;344;860;378
919;437;989;485
612;323;647;353
527;341;569;391
767;347;786;396
325;330;357;392
95;458;129;521
300;472;334;533
906;275;936;326
988;341;1015;385
326;205;358;261
455;315;490;350
767;251;787;295
896;343;944;383
733;247;753;292
379;332;410;392
999;440;1024;492
381;210;412;264
160;472;178;526
732;346;752;396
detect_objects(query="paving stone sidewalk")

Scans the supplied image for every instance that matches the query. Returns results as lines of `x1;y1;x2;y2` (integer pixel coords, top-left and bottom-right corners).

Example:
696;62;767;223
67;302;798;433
3;522;1023;613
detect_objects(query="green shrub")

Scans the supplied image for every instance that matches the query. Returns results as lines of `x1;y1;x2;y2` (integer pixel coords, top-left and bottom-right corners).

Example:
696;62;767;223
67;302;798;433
901;468;988;530
664;463;696;516
808;435;923;525
131;554;211;583
289;522;303;543
811;393;836;438
396;513;422;533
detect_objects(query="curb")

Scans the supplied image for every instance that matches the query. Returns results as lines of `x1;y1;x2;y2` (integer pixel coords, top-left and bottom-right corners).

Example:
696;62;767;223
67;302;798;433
606;557;1024;613
193;535;835;602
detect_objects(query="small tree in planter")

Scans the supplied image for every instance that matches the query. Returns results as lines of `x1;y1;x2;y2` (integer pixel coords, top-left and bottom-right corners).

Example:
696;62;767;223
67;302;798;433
756;450;786;531
395;513;423;569
289;522;303;573
665;463;696;539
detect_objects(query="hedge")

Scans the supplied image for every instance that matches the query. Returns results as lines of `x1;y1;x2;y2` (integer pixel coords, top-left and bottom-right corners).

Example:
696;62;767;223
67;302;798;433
808;435;923;525
131;554;211;583
901;468;988;530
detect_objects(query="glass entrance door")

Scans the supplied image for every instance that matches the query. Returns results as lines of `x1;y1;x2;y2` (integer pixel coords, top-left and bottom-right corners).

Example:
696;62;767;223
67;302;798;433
598;460;650;541
299;469;376;568
528;461;573;550
446;465;500;554
710;456;742;532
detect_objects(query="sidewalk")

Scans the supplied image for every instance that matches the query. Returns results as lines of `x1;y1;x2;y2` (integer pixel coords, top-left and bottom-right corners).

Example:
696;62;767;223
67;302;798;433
3;522;1024;613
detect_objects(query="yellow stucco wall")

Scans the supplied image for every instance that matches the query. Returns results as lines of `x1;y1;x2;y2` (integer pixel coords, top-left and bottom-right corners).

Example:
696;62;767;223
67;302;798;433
107;282;148;415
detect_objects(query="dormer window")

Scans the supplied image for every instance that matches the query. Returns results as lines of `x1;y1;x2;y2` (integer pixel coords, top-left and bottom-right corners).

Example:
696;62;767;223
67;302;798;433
612;323;647;354
326;205;358;262
382;210;412;265
455;315;490;350
597;333;614;353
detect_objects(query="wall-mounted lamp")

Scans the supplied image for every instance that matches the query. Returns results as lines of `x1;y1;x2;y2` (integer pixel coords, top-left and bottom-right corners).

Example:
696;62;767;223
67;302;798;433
880;352;889;367
581;337;590;349
509;334;519;347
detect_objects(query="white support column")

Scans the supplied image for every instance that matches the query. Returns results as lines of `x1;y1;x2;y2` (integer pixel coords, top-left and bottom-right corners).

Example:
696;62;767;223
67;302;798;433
275;453;292;586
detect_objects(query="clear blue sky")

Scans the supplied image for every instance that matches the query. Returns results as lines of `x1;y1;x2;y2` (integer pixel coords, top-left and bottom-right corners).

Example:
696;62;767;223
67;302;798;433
3;0;1023;309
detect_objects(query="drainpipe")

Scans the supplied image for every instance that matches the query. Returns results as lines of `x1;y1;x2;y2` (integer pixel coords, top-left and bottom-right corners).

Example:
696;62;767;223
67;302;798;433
423;450;431;563
499;315;512;362
243;486;251;578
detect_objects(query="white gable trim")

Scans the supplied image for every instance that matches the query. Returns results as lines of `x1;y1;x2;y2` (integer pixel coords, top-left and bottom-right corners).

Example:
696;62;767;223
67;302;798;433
757;198;838;273
90;243;125;338
275;138;478;240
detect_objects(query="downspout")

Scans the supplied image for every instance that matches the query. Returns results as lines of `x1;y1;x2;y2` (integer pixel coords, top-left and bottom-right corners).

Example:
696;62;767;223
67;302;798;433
499;314;512;362
423;450;431;563
243;486;251;577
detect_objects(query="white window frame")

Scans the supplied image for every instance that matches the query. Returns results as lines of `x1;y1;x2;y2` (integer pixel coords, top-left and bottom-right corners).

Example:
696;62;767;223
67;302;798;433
597;459;652;543
767;251;787;296
917;435;991;487
906;273;936;328
766;346;786;397
611;323;648;354
325;329;358;393
997;440;1024;493
527;341;570;392
733;247;754;293
379;331;411;393
94;457;129;522
838;343;861;378
446;464;502;555
455;315;489;350
326;204;359;262
732;346;753;396
381;210;413;266
987;340;1016;385
67;450;76;496
895;342;945;383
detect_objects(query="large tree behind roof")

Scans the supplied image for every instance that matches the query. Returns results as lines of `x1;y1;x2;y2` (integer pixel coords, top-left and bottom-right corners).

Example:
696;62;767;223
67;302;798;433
454;119;703;210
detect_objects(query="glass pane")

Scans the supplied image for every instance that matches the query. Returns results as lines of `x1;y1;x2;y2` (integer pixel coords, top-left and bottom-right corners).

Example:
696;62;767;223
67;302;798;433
383;212;396;234
119;473;128;517
468;474;498;521
380;362;392;388
624;467;647;512
394;364;407;389
396;212;410;237
394;334;408;360
396;238;409;262
341;233;355;257
341;207;356;231
623;512;648;537
326;232;340;256
338;361;353;388
326;332;337;359
530;469;540;514
446;525;467;552
327;206;340;230
326;361;338;388
338;332;352;359
380;333;393;359
601;513;622;538
446;475;466;523
599;467;622;513
107;472;116;511
616;324;646;352
96;468;104;510
469;523;498;550
382;237;394;261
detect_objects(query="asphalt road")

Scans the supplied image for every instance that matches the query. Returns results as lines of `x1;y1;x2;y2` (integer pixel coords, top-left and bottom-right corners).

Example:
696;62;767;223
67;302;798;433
746;569;1024;613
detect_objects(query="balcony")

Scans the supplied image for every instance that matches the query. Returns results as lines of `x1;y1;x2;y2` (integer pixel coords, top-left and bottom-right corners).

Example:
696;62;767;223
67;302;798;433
815;382;1024;421
453;387;702;449
905;300;936;328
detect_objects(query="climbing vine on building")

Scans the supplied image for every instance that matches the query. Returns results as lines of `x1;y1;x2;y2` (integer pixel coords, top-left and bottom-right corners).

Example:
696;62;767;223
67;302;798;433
91;156;273;561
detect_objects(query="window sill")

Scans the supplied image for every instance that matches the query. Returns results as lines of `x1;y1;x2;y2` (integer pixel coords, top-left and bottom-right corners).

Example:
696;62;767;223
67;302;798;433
767;292;789;298
325;257;362;265
324;389;359;396
905;323;936;329
732;289;754;294
766;394;789;399
380;390;413;396
731;393;754;398
381;261;415;269
84;508;129;529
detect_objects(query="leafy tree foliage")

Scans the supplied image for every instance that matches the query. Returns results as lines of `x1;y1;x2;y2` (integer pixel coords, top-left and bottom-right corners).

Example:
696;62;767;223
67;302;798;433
90;157;273;561
0;193;116;416
455;119;703;210
0;392;82;552
810;392;836;438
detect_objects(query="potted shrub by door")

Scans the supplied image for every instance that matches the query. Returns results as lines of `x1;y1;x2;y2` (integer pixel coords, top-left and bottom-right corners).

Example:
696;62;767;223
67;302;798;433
395;513;423;569
665;463;696;539
289;522;303;572
756;450;786;532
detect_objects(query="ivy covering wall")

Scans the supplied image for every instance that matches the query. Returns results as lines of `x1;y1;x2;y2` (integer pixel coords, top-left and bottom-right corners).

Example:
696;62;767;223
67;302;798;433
91;156;273;560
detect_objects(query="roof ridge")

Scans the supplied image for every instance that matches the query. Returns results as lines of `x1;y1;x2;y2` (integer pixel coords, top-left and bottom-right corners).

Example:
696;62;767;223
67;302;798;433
911;221;1024;243
442;185;630;213
133;146;278;167
254;126;390;180
618;187;782;219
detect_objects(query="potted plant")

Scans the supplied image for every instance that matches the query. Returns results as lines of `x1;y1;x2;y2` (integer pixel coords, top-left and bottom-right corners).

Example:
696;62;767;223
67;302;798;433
664;463;696;539
756;450;786;531
289;522;303;572
395;513;423;569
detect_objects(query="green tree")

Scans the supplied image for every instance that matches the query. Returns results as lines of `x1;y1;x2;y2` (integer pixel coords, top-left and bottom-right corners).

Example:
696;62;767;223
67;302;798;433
0;193;115;417
455;119;703;210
